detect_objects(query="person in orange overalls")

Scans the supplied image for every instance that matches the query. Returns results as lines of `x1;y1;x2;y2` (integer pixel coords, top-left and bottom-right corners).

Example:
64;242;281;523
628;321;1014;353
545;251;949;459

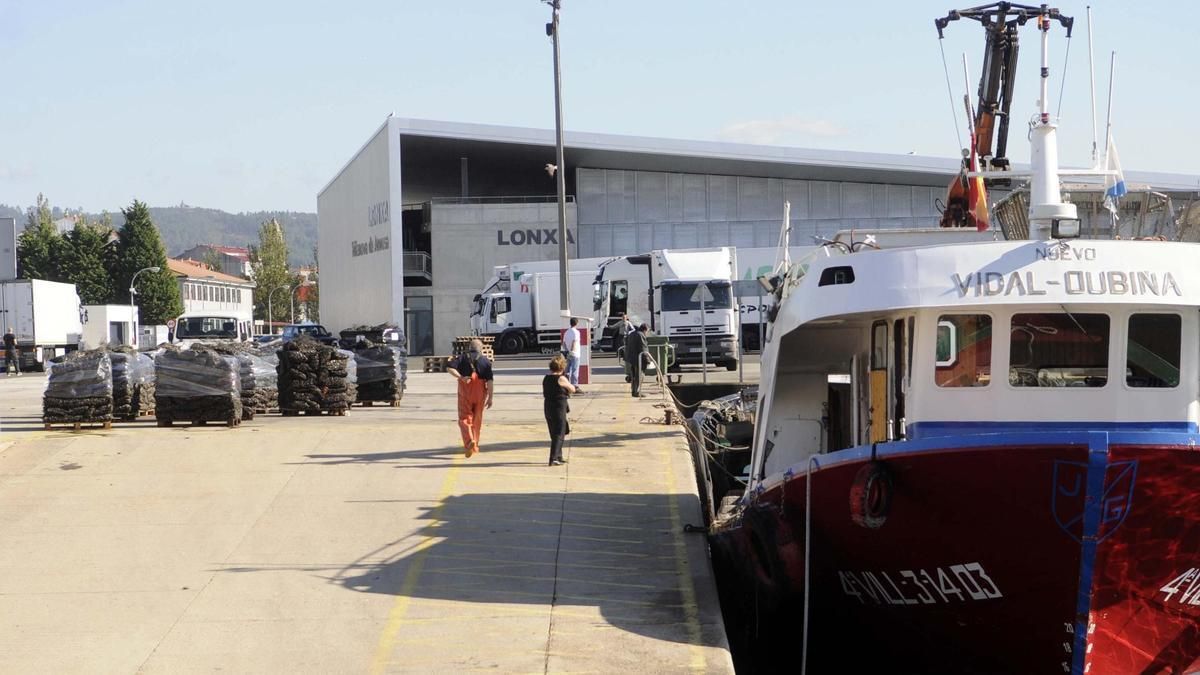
447;339;494;457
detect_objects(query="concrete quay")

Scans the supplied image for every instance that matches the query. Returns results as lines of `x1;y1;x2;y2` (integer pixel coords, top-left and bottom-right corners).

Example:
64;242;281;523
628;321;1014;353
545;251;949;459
0;355;735;673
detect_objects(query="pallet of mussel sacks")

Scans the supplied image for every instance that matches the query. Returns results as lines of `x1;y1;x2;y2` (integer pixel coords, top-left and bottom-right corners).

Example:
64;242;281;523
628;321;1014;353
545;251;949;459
349;338;407;406
154;347;243;427
277;335;353;416
109;347;155;421
43;350;114;431
207;341;273;422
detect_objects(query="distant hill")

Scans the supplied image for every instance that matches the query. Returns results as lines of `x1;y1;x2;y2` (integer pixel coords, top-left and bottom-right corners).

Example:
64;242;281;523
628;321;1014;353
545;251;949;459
0;203;317;267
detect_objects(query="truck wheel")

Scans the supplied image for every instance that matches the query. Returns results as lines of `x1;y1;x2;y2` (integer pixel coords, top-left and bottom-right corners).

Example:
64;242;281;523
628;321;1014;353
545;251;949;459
498;332;523;354
725;358;738;372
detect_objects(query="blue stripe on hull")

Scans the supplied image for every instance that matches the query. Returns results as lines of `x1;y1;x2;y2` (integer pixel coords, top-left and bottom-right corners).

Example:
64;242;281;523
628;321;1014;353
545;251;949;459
1071;433;1108;675
908;420;1198;440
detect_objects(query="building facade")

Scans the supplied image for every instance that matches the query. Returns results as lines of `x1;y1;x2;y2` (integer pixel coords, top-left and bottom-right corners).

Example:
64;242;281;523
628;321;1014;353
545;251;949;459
177;244;253;279
168;258;255;325
318;117;1200;356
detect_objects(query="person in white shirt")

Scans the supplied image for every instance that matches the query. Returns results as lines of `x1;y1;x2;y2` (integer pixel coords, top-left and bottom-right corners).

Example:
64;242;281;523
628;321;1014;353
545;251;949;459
562;317;581;390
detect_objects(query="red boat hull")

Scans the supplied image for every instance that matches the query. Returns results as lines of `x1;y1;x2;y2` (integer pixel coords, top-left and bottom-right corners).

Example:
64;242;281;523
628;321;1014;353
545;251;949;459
710;432;1200;674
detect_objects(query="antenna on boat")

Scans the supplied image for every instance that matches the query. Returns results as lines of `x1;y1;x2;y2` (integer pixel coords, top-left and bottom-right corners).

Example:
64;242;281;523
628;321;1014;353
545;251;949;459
1027;8;1079;240
1087;6;1099;165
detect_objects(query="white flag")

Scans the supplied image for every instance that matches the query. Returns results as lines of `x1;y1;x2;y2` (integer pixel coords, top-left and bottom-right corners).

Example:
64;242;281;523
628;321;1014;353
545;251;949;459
1103;133;1127;214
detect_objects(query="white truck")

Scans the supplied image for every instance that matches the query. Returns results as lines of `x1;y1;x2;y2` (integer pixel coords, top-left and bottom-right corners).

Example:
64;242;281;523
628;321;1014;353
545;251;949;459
0;279;83;370
592;247;740;370
471;260;603;354
170;313;253;347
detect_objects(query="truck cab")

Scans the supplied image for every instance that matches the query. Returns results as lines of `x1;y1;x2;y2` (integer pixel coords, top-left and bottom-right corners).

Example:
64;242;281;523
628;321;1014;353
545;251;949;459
171;314;252;347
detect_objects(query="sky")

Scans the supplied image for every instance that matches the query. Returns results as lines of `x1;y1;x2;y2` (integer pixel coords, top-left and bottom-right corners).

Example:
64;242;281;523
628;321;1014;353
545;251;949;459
2;0;1198;214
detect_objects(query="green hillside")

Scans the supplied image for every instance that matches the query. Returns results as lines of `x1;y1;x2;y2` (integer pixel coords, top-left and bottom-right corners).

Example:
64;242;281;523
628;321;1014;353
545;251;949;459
0;203;317;267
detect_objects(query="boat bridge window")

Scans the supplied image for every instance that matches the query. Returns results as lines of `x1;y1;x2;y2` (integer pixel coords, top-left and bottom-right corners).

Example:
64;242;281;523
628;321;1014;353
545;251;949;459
818;266;855;286
1127;313;1181;388
935;314;992;387
1009;313;1109;388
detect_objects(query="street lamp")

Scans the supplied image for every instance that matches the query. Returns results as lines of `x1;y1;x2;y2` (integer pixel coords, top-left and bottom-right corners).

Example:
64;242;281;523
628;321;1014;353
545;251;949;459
545;0;570;319
267;285;289;335
129;266;160;348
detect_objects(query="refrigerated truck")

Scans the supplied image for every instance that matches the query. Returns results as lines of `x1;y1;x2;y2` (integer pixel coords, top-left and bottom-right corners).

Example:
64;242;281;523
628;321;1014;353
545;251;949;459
471;258;608;354
0;279;83;370
471;268;599;354
592;247;739;370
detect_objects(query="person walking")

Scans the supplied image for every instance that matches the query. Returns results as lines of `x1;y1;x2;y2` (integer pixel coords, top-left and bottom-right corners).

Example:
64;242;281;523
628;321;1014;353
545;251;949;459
3;327;19;377
543;354;575;466
624;323;649;397
447;339;493;458
562;317;582;393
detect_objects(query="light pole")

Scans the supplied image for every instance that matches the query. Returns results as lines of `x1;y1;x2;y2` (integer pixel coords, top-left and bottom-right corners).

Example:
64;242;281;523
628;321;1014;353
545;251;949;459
545;0;570;319
128;266;160;348
267;285;289;334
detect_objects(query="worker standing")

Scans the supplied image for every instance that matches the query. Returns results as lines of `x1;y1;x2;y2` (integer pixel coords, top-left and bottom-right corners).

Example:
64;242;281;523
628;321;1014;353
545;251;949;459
624;323;649;397
447;339;493;457
561;317;582;393
3;327;19;377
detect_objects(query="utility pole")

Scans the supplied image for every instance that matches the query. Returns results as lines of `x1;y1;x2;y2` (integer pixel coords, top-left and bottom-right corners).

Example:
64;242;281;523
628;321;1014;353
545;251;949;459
546;0;570;318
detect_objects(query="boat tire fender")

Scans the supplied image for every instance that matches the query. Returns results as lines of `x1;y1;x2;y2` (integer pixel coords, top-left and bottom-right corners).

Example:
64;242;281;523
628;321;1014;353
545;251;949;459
849;460;893;529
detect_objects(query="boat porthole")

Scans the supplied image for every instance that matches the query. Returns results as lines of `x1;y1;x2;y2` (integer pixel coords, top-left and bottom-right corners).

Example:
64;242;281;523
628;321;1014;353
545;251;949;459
849;461;893;529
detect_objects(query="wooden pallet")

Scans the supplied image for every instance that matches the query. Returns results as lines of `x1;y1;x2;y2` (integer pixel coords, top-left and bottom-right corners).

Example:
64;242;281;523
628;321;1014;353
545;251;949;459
354;400;401;407
44;420;112;431
156;417;242;428
279;409;348;417
423;356;451;373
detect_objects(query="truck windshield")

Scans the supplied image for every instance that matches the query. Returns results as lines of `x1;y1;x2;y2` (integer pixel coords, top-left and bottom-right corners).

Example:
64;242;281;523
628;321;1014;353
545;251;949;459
176;316;239;339
660;283;733;311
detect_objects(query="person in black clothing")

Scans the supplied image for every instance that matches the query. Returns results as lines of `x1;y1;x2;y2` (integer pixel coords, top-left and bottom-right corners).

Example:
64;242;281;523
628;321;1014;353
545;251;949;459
3;327;19;377
624;323;649;397
543;354;575;466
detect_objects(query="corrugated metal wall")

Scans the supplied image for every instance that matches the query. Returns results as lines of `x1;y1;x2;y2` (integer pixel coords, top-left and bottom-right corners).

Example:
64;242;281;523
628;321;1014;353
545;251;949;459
576;168;942;257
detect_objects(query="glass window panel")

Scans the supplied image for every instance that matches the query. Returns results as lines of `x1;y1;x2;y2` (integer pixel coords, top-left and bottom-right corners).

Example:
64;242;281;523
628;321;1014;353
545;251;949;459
1009;313;1110;387
1127;314;1180;388
935;314;992;387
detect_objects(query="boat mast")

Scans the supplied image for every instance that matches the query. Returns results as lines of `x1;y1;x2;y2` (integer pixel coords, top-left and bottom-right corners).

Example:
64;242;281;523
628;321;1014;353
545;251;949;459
1027;9;1078;239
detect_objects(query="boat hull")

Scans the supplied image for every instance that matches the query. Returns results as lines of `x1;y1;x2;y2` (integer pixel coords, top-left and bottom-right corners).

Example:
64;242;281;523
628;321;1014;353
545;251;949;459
710;432;1200;674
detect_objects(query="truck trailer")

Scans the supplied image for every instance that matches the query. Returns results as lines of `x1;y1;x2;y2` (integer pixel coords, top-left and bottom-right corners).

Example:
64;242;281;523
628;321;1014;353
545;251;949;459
593;247;739;370
0;279;83;370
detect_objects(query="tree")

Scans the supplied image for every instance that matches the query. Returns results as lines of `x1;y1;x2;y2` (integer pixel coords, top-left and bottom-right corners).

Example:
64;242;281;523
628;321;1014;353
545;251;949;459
16;193;64;280
60;215;118;305
200;248;223;273
249;218;292;325
114;200;182;325
300;246;319;322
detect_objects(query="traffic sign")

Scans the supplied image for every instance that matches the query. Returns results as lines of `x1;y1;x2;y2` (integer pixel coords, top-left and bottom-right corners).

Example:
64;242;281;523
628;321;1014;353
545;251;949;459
690;283;714;304
166;319;176;328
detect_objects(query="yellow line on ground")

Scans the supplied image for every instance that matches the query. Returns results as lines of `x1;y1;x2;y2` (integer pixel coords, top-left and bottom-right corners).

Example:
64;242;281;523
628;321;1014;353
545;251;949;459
664;429;707;673
368;454;463;675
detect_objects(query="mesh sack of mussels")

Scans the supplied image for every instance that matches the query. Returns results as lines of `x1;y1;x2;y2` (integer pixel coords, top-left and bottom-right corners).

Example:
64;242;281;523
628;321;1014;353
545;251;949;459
205;342;259;421
251;353;278;412
351;340;405;403
276;335;351;413
154;347;243;423
132;352;156;416
342;349;358;404
43;350;114;423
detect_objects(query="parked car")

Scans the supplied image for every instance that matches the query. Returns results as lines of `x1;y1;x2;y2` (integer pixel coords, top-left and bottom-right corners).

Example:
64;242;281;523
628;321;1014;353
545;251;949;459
280;323;338;346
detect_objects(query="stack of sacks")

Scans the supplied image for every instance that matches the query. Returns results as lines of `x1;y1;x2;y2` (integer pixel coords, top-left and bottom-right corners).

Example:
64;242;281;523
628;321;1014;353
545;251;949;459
276;335;350;414
351;340;405;404
251;353;278;412
43;351;114;424
155;347;243;425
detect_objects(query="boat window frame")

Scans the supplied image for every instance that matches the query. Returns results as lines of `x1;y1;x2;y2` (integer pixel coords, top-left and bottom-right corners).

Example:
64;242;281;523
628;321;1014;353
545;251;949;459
933;312;994;389
1124;311;1183;390
1006;311;1112;390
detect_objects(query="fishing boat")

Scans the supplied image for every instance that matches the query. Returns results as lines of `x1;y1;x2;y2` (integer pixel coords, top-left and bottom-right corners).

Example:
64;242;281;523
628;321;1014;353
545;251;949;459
707;5;1200;673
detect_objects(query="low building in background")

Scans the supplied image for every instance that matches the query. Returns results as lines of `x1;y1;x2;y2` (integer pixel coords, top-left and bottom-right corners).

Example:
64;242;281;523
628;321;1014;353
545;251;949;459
177;244;253;279
168;258;255;330
80;304;138;350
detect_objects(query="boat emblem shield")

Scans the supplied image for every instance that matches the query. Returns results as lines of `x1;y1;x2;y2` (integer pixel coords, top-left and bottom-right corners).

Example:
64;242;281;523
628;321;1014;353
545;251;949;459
1052;459;1138;543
